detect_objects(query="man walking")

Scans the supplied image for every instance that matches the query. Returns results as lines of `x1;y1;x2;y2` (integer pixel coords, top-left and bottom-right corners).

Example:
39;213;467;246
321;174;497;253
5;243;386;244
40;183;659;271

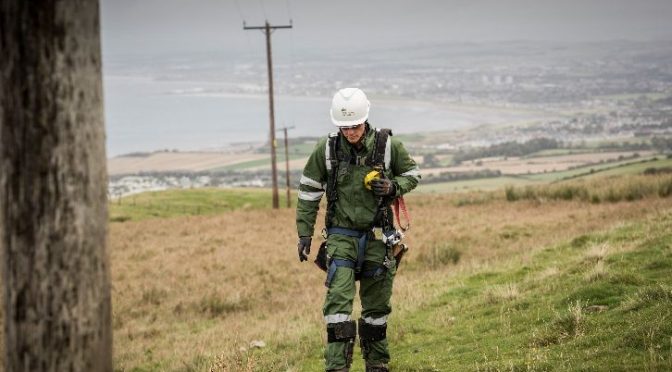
296;88;420;371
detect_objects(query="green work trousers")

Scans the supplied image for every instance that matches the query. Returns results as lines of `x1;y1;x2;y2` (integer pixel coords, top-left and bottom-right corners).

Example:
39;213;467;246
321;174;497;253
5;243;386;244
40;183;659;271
323;233;397;371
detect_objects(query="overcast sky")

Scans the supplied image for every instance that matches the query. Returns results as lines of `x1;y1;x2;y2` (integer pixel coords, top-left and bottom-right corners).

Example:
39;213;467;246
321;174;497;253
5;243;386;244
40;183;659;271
101;0;672;57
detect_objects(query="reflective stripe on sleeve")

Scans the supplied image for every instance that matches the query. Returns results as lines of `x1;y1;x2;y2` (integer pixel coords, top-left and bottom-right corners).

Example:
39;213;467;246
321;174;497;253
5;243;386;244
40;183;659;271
384;136;392;169
362;315;388;325
400;167;421;179
325;313;351;324
300;175;324;190
298;190;324;201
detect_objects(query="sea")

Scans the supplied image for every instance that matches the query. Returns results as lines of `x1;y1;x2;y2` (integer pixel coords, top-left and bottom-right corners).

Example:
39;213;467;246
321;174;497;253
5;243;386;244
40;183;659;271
104;76;536;157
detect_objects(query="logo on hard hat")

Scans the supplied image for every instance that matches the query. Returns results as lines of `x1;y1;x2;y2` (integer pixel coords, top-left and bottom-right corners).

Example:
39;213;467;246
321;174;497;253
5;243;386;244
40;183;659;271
340;108;354;117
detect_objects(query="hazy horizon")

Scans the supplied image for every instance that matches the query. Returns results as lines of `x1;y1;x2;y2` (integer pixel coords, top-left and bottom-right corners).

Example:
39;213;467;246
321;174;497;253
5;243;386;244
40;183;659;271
101;0;672;57
100;1;672;157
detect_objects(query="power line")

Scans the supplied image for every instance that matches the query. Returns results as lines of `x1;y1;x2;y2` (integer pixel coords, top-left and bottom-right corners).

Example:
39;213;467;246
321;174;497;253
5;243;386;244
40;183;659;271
232;0;246;22
258;0;268;20
232;0;253;51
285;0;293;20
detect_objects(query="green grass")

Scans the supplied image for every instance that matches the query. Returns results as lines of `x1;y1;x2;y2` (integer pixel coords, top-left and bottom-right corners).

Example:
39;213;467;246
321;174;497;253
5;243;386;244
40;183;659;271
526;148;596;157
416;176;542;193
395;133;427;143
286;206;672;371
581;158;672;179
209;153;306;172
108;188;296;222
289;142;320;156
520;155;661;182
505;174;672;204
417;155;666;194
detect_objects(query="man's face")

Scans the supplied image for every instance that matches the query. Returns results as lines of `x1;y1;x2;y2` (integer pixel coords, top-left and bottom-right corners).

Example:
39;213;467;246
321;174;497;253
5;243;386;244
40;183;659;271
340;123;366;144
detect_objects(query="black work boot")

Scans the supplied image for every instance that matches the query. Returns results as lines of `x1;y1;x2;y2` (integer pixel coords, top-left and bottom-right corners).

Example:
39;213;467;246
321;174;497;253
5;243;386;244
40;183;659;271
366;364;389;372
327;368;349;372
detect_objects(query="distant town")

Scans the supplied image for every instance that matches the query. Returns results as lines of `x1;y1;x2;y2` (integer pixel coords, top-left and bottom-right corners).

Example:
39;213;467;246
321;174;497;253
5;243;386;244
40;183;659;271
107;41;672;198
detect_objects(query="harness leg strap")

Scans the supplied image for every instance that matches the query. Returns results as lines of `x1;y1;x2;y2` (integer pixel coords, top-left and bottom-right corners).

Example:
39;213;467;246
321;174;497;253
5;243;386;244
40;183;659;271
325;259;356;287
327;227;369;274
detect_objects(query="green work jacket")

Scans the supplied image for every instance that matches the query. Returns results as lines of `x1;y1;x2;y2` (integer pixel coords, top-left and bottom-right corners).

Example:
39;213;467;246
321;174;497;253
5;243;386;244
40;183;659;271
296;124;420;237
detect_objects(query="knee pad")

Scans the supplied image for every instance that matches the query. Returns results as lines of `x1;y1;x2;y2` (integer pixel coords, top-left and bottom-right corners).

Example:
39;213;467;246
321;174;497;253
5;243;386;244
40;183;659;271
358;318;387;342
327;320;357;343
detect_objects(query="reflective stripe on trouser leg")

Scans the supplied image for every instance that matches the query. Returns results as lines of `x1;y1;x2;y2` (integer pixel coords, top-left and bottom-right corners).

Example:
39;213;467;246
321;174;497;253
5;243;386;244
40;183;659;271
324;261;356;371
358;257;396;365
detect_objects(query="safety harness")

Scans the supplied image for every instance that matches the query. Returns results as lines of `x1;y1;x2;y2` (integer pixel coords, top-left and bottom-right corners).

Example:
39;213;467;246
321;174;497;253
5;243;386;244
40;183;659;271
317;126;397;287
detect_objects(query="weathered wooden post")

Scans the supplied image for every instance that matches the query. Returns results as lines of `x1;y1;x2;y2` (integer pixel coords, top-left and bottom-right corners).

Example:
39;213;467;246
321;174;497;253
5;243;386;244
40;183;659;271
0;0;113;370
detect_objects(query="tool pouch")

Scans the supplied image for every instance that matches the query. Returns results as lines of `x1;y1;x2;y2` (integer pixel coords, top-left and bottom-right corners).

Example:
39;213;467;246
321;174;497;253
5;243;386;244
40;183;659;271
392;243;409;267
314;241;329;272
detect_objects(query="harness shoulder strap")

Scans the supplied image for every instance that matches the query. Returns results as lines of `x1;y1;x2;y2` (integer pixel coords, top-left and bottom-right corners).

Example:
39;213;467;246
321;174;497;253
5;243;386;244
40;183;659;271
366;128;393;170
325;132;339;170
325;133;340;228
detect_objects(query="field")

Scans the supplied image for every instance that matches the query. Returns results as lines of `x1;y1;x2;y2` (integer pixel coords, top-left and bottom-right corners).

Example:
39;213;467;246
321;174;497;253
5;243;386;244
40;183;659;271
108;152;269;176
108;188;296;222
423;151;655;176
91;173;672;370
420;156;672;194
3;170;672;370
108;139;663;180
417;176;541;193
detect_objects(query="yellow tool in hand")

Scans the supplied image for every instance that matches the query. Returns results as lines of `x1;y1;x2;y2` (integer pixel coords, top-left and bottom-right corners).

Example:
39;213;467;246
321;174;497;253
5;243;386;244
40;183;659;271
364;170;381;190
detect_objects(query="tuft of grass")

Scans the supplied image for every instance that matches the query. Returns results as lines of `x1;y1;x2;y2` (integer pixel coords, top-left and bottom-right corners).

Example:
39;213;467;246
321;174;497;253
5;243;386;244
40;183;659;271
505;185;519;201
659;177;672;197
197;293;250;318
483;283;520;304
571;234;592;248
584;243;609;262
532;300;585;347
585;260;607;282
140;287;167;306
505;174;672;204
622;284;672;312
110;215;131;223
417;243;462;268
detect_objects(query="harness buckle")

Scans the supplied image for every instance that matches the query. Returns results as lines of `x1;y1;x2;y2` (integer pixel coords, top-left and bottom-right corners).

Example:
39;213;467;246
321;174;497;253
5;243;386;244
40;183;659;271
382;256;394;270
382;230;404;247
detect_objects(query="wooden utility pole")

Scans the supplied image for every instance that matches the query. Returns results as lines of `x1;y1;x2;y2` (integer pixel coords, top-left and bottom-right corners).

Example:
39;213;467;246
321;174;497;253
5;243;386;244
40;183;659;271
0;0;112;370
277;125;295;208
243;20;292;209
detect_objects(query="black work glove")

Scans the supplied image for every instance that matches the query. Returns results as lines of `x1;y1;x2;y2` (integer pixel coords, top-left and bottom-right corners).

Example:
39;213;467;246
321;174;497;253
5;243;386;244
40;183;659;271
370;178;396;197
297;236;312;262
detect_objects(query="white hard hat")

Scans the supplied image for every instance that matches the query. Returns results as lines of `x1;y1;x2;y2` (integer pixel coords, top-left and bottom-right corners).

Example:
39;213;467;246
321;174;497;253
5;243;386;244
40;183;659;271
330;88;370;127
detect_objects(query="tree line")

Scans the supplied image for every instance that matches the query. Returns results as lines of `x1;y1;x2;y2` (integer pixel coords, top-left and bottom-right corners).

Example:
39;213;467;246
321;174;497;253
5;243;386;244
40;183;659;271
453;138;560;164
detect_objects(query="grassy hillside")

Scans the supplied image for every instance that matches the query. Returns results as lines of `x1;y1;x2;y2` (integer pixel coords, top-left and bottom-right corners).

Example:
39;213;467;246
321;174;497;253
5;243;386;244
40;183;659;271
87;174;672;371
418;156;672;194
389;207;672;371
109;188;296;222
